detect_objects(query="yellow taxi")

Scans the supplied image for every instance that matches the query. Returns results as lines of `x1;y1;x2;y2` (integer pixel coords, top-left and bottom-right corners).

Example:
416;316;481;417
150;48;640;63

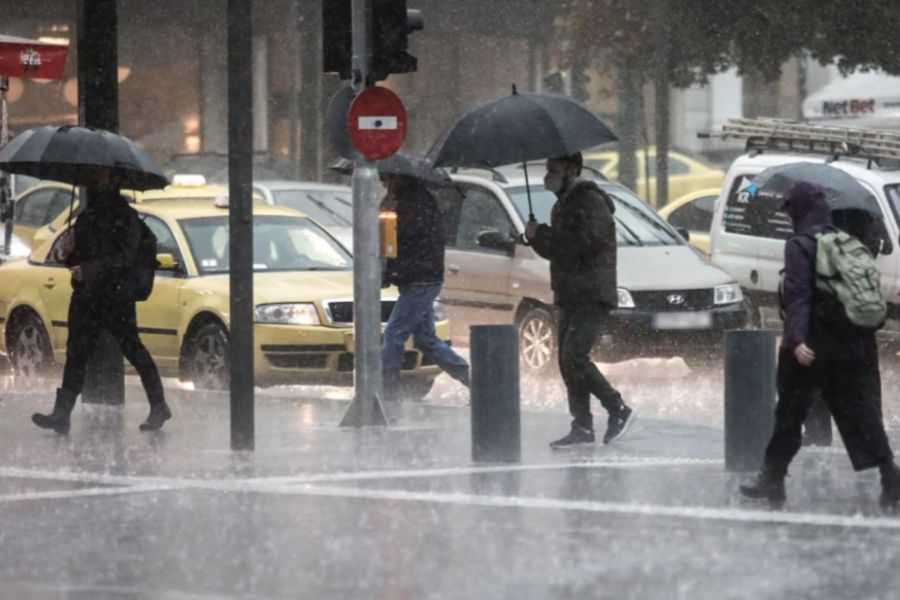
582;148;725;207
657;188;720;256
0;196;449;399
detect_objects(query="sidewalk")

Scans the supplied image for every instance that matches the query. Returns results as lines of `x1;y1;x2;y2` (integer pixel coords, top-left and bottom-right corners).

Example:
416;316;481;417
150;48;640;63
0;382;898;599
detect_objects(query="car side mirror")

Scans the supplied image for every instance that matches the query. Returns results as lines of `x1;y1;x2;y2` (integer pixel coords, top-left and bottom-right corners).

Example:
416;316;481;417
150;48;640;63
157;253;181;271
677;227;691;242
476;230;515;254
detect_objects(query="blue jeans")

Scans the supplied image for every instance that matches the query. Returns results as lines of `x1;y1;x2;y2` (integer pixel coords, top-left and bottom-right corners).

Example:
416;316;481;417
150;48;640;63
383;284;470;391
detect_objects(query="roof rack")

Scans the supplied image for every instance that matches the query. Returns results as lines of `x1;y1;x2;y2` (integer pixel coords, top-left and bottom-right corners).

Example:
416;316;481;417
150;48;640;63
700;118;900;166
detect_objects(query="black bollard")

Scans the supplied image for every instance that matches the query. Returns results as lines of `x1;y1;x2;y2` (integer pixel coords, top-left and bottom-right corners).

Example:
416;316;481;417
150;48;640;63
724;329;777;472
470;325;521;463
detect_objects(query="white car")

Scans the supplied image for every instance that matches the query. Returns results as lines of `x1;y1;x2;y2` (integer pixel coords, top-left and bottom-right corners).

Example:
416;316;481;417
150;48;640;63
253;181;353;249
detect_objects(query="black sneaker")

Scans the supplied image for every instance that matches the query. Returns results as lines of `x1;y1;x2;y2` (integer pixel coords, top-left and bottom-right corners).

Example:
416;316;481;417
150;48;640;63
139;403;172;432
603;406;635;444
739;470;786;505
549;426;595;449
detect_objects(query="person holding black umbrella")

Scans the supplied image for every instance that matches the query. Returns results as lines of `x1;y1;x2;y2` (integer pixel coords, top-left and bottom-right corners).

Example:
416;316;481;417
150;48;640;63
31;167;172;434
525;152;635;448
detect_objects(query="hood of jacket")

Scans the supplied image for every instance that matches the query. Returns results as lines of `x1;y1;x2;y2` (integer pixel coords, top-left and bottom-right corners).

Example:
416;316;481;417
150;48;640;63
784;181;831;233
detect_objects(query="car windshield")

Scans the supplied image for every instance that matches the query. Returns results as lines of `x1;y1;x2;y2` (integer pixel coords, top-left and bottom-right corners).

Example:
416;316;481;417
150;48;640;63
179;215;352;274
506;184;682;246
271;189;353;227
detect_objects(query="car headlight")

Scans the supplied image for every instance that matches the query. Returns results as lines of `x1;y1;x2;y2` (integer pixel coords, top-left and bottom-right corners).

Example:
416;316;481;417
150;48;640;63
714;283;743;305
254;303;321;325
617;288;635;309
434;299;448;321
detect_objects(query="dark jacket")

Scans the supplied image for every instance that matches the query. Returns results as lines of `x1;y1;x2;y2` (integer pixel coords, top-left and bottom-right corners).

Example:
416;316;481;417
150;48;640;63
383;180;445;287
530;178;617;306
66;189;142;300
780;181;866;360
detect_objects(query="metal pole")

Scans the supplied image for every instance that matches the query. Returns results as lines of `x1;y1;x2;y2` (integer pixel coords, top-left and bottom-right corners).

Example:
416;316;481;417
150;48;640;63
340;0;387;427
228;0;255;450
78;0;124;406
1;76;11;256
724;329;777;472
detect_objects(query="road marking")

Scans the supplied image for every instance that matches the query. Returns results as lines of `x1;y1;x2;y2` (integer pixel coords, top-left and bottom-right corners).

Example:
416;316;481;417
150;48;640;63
293;484;900;531
0;484;177;504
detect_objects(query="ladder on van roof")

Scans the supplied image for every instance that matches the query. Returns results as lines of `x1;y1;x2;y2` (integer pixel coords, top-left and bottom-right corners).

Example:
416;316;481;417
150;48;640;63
701;118;900;166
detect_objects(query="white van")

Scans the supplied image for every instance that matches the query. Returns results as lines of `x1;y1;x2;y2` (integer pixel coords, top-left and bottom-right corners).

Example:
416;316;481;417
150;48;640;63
709;134;900;337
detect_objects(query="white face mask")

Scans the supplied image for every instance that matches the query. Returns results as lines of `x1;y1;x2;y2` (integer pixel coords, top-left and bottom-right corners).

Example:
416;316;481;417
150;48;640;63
544;173;564;193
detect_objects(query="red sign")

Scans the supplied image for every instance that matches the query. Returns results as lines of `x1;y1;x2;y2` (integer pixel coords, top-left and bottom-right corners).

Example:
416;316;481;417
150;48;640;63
348;86;407;160
0;34;69;80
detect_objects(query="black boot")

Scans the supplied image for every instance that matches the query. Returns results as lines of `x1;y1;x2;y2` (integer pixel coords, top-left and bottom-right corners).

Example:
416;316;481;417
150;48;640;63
880;462;900;513
739;468;786;505
32;388;78;435
139;402;172;432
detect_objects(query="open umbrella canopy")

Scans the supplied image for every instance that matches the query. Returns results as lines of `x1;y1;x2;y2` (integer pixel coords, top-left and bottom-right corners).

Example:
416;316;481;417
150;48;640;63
752;162;880;216
330;153;451;186
426;88;617;168
0;125;168;191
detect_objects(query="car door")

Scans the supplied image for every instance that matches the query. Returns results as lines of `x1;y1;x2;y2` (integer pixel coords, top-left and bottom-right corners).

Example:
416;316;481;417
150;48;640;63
134;214;185;370
436;183;516;343
34;232;75;353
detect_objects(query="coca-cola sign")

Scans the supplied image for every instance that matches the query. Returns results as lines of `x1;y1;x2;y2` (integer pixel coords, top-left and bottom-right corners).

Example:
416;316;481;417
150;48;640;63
0;35;68;80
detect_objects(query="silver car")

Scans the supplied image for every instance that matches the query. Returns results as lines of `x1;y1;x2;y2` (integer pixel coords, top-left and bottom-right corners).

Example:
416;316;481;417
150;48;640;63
253;180;354;249
435;167;746;373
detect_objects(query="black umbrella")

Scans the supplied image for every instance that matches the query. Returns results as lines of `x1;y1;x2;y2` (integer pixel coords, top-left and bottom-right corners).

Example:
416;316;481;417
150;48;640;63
330;154;452;186
752;162;880;216
426;86;617;218
0;125;169;191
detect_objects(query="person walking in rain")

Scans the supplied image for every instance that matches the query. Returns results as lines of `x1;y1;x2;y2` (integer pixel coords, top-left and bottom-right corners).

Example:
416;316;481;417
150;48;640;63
381;172;470;400
739;182;900;510
525;152;635;448
31;168;172;434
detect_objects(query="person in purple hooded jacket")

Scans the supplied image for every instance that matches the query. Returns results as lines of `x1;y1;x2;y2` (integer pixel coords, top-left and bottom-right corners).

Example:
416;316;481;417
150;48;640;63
739;181;900;510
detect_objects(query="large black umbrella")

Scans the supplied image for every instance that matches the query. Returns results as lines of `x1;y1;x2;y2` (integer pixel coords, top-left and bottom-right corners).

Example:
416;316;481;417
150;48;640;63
752;162;880;216
330;153;451;186
426;86;617;217
0;125;168;191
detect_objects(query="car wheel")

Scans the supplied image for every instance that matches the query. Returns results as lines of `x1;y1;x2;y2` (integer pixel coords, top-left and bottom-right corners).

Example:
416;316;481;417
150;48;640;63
399;376;436;402
518;306;556;374
8;312;53;380
185;322;230;390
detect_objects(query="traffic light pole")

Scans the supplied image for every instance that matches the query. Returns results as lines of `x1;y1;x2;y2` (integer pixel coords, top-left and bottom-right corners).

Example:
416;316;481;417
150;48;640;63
340;0;388;427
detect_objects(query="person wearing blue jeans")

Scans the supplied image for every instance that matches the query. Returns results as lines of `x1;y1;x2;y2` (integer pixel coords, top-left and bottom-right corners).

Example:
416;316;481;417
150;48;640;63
381;173;469;399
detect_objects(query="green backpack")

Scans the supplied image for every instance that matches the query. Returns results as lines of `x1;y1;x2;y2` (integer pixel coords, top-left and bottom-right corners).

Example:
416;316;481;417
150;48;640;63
813;231;887;331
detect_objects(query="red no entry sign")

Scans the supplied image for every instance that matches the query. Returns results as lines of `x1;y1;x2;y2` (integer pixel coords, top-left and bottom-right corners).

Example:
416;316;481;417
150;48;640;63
348;86;407;160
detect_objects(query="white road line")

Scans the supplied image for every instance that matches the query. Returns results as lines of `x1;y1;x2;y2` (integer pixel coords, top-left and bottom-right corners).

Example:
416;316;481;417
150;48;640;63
0;484;177;504
293;484;900;531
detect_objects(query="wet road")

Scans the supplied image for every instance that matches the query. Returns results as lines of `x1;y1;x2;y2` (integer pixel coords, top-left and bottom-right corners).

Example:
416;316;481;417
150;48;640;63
0;355;898;599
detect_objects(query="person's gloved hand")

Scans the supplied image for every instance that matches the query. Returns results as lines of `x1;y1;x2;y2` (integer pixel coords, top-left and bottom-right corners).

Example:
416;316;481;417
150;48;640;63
525;218;539;241
794;342;816;366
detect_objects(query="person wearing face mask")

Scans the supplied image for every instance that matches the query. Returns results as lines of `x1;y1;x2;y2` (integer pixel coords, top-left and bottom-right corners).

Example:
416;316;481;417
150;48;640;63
380;173;470;401
525;153;635;448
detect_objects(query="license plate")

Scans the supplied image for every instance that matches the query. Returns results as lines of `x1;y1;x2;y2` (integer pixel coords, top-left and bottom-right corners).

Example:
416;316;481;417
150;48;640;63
652;311;713;330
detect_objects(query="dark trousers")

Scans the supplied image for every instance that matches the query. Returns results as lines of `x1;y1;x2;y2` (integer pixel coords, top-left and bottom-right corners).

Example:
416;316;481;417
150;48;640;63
803;334;882;443
557;303;623;431
764;346;892;476
62;292;165;407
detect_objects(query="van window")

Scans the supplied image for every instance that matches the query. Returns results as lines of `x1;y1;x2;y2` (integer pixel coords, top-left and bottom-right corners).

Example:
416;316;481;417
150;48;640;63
723;174;792;240
885;185;900;231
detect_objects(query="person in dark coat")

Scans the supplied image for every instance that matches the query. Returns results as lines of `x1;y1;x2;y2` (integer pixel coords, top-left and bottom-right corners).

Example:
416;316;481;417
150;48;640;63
525;152;635;448
381;173;469;400
802;209;891;445
739;182;900;510
31;169;171;434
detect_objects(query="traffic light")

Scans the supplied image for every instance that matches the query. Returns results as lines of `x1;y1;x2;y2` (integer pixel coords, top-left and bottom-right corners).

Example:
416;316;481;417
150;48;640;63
322;0;423;82
323;0;352;80
371;0;423;81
